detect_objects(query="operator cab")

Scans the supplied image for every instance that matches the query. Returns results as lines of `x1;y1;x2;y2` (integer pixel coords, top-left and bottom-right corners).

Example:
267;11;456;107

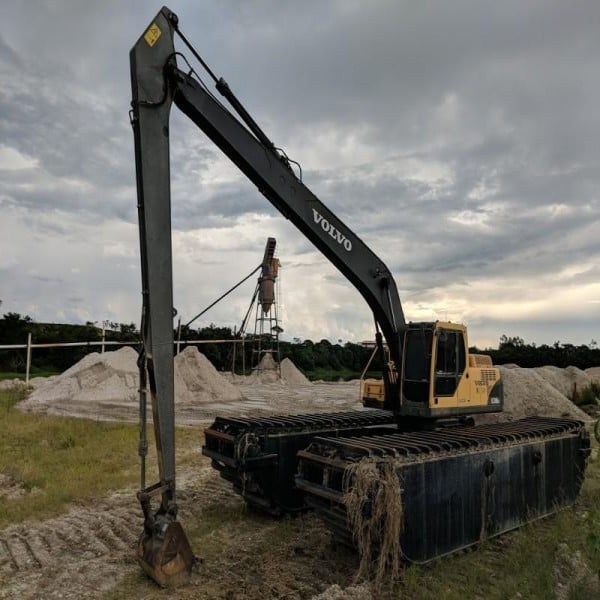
401;321;503;419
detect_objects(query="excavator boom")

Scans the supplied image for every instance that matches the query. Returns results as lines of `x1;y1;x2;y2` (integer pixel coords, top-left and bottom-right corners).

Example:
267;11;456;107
131;6;589;586
131;7;404;412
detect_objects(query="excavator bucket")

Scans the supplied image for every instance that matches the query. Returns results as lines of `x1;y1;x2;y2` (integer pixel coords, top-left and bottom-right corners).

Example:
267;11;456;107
137;521;196;587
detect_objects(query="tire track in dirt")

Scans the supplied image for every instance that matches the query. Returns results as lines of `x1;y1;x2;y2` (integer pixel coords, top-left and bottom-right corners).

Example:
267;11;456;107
0;470;239;599
0;503;138;579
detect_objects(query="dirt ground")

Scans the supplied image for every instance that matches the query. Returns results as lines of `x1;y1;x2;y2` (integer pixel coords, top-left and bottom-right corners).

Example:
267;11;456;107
1;379;364;600
2;433;597;600
19;379;363;424
0;455;360;600
3;372;599;599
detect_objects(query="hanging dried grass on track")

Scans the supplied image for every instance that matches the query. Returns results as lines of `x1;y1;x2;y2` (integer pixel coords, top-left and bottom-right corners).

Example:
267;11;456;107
234;432;259;496
342;457;403;588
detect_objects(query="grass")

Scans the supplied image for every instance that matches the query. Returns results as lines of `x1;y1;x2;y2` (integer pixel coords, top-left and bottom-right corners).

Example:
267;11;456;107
108;428;600;599
574;382;600;407
0;367;61;381
2;383;599;598
305;368;381;381
0;388;139;527
397;433;600;599
0;388;201;528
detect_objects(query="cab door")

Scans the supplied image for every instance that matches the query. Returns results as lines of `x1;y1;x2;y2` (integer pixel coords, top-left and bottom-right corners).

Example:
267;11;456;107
433;329;466;400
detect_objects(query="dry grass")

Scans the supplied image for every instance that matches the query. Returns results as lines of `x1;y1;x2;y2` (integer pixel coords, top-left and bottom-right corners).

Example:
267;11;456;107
2;384;599;599
342;457;403;587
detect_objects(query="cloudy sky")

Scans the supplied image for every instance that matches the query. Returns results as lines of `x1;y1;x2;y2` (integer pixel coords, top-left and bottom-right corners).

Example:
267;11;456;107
0;1;598;348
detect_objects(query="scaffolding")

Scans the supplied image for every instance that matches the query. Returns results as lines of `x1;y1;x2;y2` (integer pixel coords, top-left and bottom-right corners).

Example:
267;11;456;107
236;238;283;376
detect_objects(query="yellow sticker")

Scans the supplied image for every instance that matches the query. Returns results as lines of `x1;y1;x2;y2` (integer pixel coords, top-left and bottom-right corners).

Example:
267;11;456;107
144;23;162;47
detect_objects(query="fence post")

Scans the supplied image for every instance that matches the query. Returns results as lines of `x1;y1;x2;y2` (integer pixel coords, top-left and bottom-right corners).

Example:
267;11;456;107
231;326;237;375
25;332;32;384
242;336;245;376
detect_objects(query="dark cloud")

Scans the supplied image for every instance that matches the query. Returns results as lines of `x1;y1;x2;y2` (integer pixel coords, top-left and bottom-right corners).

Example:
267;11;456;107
0;1;598;347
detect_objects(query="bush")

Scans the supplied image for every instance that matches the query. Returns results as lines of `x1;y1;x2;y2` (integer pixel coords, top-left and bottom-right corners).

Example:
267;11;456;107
574;382;600;407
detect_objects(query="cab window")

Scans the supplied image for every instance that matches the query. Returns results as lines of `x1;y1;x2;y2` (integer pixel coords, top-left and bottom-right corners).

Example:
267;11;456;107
434;330;466;396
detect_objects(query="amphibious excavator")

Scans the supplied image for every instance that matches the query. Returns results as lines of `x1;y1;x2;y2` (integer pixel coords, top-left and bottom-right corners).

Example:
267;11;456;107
130;7;590;586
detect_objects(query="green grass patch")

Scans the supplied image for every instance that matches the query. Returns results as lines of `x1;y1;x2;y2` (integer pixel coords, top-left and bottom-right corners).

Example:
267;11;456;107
397;433;600;599
0;388;140;527
0;367;61;381
574;382;600;407
0;389;202;528
305;368;381;381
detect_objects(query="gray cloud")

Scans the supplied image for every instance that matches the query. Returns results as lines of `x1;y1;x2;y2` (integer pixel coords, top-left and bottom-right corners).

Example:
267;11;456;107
0;1;598;348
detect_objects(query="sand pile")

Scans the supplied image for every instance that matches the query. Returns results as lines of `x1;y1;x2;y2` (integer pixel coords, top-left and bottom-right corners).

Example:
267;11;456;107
258;351;278;371
487;366;590;422
0;375;58;391
0;378;28;391
21;347;139;411
586;367;600;384
242;354;312;385
175;346;242;404
243;352;281;384
534;366;591;398
280;357;311;385
19;346;242;415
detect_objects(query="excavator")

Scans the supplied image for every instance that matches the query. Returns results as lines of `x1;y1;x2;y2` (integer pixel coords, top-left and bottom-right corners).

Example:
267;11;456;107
130;6;590;587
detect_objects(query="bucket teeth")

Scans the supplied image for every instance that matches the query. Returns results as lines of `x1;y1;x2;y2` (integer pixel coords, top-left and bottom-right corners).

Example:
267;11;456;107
137;520;196;587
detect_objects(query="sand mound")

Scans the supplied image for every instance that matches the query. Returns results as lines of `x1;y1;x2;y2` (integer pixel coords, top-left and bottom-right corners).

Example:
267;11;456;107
242;352;281;384
174;346;242;404
20;347;139;410
19;345;243;415
0;378;28;391
243;355;312;385
258;351;278;371
586;367;600;384
280;357;311;385
534;366;591;398
485;366;590;423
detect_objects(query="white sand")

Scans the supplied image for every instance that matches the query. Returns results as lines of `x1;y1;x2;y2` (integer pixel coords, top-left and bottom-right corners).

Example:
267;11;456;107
12;350;594;425
479;366;590;423
585;367;600;384
175;346;242;404
280;357;311;385
19;345;242;416
533;366;591;398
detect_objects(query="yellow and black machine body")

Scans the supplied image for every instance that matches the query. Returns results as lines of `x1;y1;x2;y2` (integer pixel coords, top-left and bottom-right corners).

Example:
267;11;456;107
131;7;589;584
362;321;503;418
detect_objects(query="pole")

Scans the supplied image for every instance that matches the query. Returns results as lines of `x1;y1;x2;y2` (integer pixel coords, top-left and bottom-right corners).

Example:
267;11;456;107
25;332;32;384
242;336;245;376
101;322;106;354
176;317;182;355
231;325;237;375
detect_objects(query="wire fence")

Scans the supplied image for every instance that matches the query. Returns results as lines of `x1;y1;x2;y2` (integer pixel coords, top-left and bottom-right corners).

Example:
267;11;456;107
0;335;246;383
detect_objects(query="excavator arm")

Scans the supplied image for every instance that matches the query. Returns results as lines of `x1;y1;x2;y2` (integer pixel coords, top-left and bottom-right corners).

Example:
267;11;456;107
131;6;405;397
129;11;590;586
130;6;405;585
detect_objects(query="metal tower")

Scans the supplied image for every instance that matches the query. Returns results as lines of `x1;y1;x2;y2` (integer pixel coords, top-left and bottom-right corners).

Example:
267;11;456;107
251;238;282;375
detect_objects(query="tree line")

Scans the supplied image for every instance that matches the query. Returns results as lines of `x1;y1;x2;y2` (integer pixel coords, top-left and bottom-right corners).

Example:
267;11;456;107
1;313;598;377
0;313;375;378
475;335;600;370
